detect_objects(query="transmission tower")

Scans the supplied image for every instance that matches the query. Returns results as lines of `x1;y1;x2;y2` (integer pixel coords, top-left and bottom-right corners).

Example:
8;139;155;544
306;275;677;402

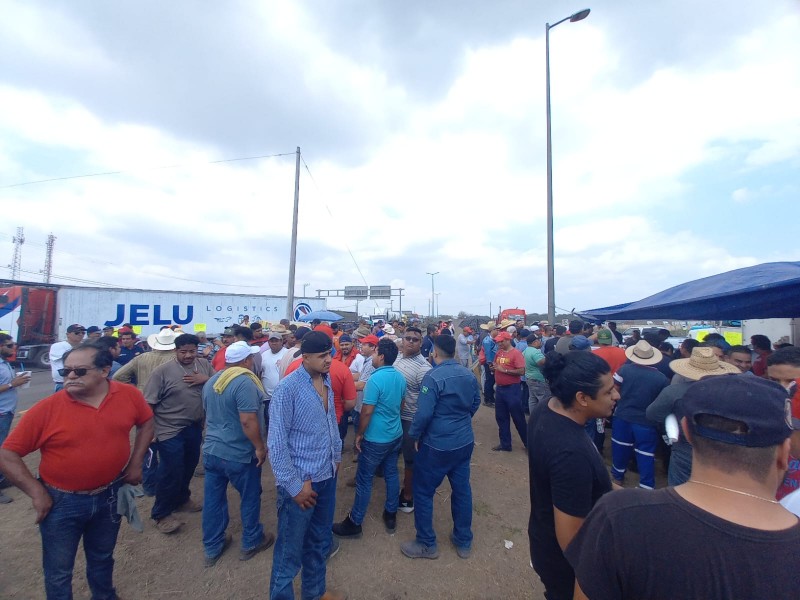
43;233;56;283
10;227;24;280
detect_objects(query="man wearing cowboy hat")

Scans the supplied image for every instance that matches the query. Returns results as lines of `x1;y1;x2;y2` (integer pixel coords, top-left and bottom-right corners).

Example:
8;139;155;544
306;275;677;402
610;340;670;489
114;328;183;495
646;346;740;485
480;321;499;407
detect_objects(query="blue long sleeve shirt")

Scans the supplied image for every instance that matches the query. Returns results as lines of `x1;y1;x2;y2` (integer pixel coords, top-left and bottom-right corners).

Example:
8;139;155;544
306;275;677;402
409;359;481;451
482;335;498;363
268;364;342;497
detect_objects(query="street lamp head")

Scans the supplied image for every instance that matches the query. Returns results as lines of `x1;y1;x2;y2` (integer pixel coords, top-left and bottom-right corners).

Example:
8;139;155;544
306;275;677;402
570;8;591;22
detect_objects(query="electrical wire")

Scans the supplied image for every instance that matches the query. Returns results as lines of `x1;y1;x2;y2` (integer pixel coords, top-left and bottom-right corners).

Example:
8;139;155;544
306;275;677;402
0;151;296;190
300;153;380;312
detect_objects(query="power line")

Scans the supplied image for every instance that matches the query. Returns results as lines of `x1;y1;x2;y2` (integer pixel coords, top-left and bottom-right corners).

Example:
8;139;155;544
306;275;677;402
0;151;296;190
300;154;378;310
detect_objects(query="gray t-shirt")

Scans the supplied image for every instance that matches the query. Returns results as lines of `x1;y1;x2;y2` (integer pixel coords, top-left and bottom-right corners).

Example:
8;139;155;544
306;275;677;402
203;371;265;463
143;359;214;441
395;353;432;421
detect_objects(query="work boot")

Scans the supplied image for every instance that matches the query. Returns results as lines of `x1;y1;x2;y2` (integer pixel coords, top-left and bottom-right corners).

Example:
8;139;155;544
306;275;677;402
332;514;362;539
155;515;184;534
176;498;202;513
204;533;233;567
240;532;275;561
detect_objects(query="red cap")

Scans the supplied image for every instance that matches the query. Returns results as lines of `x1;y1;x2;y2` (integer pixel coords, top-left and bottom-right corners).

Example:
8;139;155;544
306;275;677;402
313;324;334;339
493;331;513;342
358;334;380;346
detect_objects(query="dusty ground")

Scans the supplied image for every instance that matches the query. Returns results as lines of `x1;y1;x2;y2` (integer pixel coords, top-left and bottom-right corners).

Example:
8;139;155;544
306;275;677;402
0;401;548;600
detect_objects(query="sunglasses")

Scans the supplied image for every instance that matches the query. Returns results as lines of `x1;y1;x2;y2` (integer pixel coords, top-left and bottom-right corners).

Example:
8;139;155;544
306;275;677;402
404;337;422;342
58;367;98;377
3;343;15;348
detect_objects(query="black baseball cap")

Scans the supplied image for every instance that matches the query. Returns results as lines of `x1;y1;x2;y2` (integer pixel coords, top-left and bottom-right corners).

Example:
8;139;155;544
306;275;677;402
680;375;793;448
67;324;86;333
86;326;101;334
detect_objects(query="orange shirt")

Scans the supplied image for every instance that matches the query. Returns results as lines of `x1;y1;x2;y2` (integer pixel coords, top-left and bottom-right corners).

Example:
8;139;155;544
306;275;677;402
2;381;153;491
285;357;356;424
334;350;357;368
593;346;628;376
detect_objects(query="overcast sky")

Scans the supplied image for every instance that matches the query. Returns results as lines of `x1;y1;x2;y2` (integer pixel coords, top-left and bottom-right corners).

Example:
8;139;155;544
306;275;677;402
2;0;798;319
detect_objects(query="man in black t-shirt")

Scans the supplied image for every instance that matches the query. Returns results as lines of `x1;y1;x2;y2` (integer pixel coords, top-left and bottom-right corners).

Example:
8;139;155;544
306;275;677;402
567;375;800;600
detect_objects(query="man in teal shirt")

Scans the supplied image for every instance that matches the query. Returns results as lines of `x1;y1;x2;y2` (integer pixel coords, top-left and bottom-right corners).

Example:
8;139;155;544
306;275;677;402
523;333;549;415
332;338;406;537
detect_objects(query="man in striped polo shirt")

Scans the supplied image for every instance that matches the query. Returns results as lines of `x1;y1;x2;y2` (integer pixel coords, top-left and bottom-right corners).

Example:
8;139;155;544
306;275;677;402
394;326;432;513
268;331;344;600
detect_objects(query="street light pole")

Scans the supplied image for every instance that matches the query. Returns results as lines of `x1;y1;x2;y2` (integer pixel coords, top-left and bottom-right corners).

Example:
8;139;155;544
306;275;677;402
302;282;310;297
545;8;590;325
426;272;439;318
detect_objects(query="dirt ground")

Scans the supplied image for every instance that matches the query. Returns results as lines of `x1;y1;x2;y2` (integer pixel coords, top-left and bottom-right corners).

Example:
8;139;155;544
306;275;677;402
0;401;548;600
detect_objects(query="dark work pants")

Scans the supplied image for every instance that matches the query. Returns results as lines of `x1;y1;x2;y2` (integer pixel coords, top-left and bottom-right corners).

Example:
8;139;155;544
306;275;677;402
483;364;495;403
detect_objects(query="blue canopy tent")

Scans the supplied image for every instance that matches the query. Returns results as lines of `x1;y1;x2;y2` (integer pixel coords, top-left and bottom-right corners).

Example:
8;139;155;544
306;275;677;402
578;262;800;322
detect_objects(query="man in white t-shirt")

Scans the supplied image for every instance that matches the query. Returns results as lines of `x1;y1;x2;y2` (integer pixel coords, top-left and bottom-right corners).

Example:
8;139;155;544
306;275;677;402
260;331;287;434
49;324;86;391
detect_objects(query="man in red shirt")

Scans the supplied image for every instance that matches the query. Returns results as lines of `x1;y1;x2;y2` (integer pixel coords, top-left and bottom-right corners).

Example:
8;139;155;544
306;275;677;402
0;342;153;600
491;331;527;452
285;354;356;426
593;328;627;375
334;334;358;368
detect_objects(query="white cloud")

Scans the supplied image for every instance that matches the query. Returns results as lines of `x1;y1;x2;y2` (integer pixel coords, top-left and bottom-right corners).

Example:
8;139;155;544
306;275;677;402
1;2;798;318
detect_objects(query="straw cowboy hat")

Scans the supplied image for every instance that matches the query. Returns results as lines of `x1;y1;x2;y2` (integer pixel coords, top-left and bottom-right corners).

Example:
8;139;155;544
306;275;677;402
269;324;289;335
479;320;497;331
670;346;740;380
497;319;515;330
147;329;178;351
624;340;663;366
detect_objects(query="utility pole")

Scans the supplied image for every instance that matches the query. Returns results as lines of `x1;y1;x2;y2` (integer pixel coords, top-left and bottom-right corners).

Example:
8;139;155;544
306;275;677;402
286;146;301;320
426;271;439;318
43;233;55;283
10;227;24;280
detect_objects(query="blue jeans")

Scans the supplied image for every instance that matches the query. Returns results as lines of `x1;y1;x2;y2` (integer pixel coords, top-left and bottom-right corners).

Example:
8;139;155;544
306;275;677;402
151;422;202;520
270;477;336;600
527;380;551;416
338;410;352;442
142;443;158;496
39;482;122;600
611;418;659;489
0;412;13;485
482;365;495;403
413;443;474;549
495;384;527;450
350;436;402;525
202;454;264;558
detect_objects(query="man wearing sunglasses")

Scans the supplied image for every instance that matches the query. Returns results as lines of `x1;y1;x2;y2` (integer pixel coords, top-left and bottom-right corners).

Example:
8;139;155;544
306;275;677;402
49;324;86;392
0;342;154;599
394;327;432;513
0;334;31;504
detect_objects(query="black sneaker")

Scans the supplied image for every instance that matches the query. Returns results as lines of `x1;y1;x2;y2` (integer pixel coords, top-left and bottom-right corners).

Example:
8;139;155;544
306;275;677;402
332;514;362;539
383;509;397;533
398;493;414;513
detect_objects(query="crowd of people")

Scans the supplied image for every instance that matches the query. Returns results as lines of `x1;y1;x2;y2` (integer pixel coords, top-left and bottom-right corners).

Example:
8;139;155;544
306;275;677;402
0;315;798;599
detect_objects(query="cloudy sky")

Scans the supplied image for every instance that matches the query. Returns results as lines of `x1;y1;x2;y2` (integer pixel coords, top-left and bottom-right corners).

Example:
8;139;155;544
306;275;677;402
2;0;798;319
